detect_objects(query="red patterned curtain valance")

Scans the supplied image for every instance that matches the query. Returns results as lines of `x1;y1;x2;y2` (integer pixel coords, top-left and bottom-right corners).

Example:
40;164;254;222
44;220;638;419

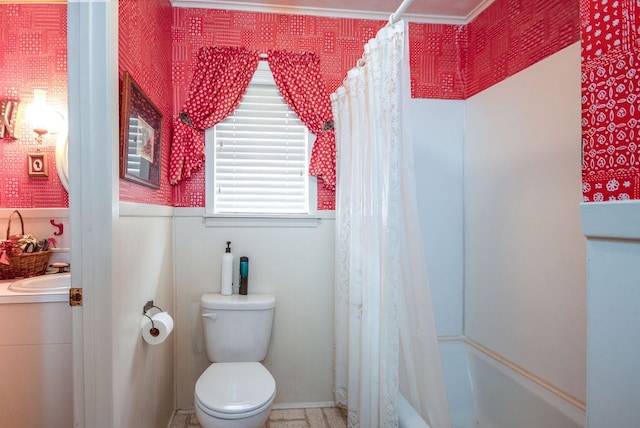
267;50;336;190
169;46;259;185
169;46;336;190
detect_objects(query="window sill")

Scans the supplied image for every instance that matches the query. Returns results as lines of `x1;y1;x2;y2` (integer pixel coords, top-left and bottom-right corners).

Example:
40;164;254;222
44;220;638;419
203;212;335;228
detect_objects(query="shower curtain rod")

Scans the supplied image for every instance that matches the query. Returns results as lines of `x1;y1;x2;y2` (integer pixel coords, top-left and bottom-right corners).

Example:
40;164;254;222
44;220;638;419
349;0;412;69
388;0;414;26
259;0;411;60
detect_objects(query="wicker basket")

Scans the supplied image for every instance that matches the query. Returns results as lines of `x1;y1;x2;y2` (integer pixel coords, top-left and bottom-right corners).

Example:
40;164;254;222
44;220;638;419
0;210;52;279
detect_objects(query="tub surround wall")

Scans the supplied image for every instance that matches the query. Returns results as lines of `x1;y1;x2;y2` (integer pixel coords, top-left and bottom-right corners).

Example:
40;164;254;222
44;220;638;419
411;99;464;336
464;42;586;402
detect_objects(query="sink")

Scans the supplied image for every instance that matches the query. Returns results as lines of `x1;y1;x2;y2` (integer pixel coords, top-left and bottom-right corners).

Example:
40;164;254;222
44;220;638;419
9;273;71;293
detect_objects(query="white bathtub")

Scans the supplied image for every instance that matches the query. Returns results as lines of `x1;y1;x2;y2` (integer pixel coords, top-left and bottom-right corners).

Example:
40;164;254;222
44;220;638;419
399;339;585;428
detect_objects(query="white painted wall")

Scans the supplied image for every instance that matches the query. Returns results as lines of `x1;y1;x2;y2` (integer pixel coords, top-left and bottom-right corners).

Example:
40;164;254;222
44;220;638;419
0;208;71;263
173;212;336;408
112;203;175;427
581;201;640;427
464;42;586;401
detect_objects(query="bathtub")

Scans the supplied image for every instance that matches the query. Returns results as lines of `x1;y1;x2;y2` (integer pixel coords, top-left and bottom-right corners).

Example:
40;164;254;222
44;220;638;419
399;339;585;428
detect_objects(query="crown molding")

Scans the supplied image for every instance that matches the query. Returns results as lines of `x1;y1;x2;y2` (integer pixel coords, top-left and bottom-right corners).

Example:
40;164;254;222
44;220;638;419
0;0;494;24
170;0;495;25
465;0;494;23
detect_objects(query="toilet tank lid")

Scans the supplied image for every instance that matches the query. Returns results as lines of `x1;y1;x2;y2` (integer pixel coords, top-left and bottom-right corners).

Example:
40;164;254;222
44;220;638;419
201;293;276;310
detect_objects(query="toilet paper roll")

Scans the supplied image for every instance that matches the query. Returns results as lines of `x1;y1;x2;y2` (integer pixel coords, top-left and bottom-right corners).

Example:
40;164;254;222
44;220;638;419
141;311;174;345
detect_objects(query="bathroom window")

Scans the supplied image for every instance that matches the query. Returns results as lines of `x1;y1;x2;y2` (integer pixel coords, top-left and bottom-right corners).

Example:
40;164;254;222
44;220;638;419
205;61;316;217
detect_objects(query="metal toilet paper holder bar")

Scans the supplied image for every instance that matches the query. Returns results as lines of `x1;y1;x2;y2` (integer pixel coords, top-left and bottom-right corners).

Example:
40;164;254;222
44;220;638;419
143;300;164;337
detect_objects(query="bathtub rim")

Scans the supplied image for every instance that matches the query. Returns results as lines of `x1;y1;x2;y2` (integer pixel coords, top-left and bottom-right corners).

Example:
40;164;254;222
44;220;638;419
440;336;585;428
456;337;586;412
401;336;585;428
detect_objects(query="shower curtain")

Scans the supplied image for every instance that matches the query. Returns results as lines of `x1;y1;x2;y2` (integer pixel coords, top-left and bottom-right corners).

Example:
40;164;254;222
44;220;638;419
332;21;451;428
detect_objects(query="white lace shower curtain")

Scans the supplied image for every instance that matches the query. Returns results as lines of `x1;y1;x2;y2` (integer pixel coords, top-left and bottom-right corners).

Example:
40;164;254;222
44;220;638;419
332;21;451;428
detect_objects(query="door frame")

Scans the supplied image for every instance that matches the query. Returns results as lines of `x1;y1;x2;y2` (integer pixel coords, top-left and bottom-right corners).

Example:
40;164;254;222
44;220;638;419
68;0;119;426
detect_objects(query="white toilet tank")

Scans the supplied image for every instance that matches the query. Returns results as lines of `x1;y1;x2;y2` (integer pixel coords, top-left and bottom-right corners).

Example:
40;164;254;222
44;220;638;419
201;293;276;363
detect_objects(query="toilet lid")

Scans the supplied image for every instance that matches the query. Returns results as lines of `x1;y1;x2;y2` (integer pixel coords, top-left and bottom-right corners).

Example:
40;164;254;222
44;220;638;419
195;362;276;415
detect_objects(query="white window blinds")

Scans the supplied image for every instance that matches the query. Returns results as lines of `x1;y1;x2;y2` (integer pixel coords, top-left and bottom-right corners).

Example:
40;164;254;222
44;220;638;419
211;68;310;214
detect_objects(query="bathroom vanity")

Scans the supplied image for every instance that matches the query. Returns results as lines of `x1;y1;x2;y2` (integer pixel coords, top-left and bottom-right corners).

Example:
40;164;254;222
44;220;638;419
0;278;73;427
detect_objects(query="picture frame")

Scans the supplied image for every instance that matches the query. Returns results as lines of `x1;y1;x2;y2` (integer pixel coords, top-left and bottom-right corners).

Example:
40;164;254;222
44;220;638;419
119;71;162;189
27;153;48;177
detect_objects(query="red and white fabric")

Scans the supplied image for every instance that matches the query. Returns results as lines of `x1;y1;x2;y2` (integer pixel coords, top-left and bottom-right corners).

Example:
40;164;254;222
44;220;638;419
169;46;259;184
267;50;336;190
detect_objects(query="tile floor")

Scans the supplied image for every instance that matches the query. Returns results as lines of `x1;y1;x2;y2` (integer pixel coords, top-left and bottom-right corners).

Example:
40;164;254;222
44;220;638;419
170;407;347;428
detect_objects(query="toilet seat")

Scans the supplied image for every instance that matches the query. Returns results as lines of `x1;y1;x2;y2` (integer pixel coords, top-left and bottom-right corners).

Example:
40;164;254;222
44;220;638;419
195;362;276;420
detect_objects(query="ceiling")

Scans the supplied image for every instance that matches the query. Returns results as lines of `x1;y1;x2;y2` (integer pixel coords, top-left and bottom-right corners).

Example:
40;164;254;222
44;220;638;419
170;0;495;24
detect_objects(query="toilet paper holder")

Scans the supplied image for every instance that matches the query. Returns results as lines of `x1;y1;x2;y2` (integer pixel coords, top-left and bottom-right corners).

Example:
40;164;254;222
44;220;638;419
143;300;164;337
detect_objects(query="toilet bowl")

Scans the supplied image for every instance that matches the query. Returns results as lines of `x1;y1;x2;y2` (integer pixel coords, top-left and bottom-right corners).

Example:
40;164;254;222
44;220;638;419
196;293;277;428
194;362;276;428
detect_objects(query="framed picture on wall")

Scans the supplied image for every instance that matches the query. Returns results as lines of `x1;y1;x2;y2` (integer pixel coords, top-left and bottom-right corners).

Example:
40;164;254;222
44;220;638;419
119;71;162;189
27;153;48;177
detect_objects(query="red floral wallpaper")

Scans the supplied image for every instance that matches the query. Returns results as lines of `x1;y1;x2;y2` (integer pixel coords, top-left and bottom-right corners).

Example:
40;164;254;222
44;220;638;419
119;0;173;205
0;4;68;208
581;0;640;202
2;1;583;209
170;1;580;208
462;0;580;98
171;9;376;208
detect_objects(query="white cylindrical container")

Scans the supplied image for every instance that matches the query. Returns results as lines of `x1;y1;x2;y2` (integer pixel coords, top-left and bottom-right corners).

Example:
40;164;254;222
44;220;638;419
220;241;233;295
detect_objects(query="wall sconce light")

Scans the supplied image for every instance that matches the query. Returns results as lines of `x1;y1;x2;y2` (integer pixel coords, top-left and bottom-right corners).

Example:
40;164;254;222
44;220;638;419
24;89;67;179
26;89;53;144
33;128;48;144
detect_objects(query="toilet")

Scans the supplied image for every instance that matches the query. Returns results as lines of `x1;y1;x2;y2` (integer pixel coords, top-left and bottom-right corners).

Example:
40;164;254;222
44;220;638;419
195;293;277;428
